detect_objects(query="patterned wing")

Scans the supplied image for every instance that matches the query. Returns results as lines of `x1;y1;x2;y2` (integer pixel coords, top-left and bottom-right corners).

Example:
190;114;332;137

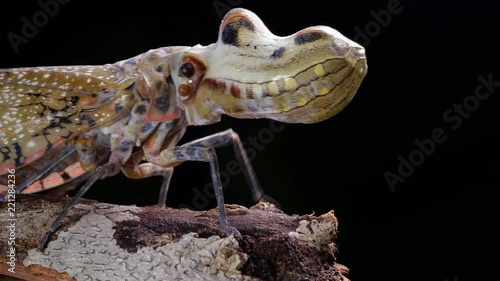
0;65;138;175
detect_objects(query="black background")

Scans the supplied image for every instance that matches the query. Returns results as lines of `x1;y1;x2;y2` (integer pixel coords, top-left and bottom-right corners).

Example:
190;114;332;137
1;1;498;280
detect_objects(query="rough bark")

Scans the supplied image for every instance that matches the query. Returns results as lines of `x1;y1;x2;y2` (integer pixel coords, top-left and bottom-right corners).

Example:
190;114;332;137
0;194;349;281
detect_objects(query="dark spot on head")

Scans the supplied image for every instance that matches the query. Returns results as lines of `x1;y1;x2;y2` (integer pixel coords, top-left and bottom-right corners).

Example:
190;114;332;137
221;25;239;46
294;31;325;45
221;16;255;47
270;47;285;59
165;75;173;84
135;104;147;115
156;65;163;72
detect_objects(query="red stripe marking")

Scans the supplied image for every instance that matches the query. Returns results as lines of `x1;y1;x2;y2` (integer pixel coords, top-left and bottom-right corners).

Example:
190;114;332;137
230;84;241;98
245;85;254;99
202;78;227;92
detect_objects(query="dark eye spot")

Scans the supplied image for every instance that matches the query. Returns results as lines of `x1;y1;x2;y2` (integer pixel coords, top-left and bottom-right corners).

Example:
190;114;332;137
180;63;195;77
221;16;255;47
270;47;285;59
294;31;325;45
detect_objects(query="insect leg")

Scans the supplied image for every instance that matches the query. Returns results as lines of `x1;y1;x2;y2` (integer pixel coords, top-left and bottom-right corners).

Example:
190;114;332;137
38;163;121;250
39;135;130;249
178;129;279;207
148;146;240;236
122;156;174;206
127;121;186;205
157;168;173;206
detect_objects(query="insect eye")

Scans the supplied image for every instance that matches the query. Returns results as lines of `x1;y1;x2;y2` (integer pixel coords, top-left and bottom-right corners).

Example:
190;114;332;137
180;63;195;77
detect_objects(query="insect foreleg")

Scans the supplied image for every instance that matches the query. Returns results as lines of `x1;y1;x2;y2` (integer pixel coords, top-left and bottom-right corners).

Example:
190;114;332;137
176;129;279;207
147;145;240;236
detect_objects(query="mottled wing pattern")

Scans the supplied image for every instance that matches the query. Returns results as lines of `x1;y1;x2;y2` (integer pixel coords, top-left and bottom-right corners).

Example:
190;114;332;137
0;65;138;175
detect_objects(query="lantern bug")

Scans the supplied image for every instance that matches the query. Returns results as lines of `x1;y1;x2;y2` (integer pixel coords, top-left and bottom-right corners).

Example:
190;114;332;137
0;8;367;249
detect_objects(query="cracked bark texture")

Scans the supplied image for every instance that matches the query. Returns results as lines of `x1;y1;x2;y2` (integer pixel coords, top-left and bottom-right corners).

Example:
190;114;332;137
0;194;349;281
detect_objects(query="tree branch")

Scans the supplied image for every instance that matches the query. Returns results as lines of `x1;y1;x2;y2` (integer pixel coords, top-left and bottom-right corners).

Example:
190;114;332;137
0;194;349;281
